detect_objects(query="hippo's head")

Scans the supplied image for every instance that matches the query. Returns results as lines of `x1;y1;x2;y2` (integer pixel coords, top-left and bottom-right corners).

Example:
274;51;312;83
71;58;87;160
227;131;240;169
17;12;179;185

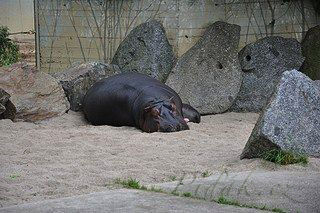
139;98;189;133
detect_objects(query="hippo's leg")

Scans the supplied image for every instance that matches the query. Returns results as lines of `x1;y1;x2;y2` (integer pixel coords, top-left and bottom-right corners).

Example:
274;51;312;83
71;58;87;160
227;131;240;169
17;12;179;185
182;103;201;123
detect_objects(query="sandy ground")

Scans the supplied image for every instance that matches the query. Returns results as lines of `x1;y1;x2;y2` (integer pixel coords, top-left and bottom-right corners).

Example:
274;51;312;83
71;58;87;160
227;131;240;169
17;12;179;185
1;111;320;208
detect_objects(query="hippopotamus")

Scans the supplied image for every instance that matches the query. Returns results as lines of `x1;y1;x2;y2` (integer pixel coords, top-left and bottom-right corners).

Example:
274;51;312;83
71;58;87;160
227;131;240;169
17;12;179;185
83;73;200;133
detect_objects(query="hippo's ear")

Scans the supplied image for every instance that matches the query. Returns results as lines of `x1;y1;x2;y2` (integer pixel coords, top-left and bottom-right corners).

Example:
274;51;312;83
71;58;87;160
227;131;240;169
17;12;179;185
168;97;177;111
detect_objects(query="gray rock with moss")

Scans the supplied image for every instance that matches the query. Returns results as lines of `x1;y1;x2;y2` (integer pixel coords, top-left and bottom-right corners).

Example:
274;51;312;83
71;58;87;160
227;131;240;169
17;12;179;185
112;20;174;83
300;25;320;80
231;36;304;112
166;21;242;114
52;62;120;111
241;70;320;159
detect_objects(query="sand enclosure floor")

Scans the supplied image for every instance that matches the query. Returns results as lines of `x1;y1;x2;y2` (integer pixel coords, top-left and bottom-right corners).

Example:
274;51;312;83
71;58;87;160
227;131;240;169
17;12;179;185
1;111;320;207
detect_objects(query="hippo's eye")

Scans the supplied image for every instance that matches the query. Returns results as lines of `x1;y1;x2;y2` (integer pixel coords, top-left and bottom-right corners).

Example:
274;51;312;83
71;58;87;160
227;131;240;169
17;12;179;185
164;104;174;111
170;104;176;112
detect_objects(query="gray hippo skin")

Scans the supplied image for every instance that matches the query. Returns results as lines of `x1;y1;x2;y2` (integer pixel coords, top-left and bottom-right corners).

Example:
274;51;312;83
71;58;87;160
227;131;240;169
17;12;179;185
83;73;200;133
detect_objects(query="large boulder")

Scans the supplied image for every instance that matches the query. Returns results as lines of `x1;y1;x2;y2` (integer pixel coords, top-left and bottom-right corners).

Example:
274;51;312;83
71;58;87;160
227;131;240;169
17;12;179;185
241;70;320;159
52;62;120;111
0;63;70;122
166;21;242;114
0;88;16;120
231;36;305;112
300;25;320;80
112;20;175;83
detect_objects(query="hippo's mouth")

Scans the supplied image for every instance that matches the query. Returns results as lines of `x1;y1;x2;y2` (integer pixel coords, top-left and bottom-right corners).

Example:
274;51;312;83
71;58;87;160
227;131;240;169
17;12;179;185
159;122;189;132
242;68;255;73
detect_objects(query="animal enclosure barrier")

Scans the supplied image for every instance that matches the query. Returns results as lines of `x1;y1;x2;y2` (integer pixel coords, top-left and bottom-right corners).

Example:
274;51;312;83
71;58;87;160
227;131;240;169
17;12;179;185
35;0;319;73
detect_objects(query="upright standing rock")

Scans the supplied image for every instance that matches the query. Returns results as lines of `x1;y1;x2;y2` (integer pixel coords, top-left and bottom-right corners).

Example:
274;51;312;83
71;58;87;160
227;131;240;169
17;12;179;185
112;20;175;83
166;21;242;114
300;25;320;80
0;63;70;122
241;70;320;159
52;62;120;111
231;36;305;112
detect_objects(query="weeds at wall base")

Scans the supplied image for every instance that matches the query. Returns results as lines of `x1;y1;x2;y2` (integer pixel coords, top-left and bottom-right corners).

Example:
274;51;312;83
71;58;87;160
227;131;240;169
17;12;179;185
114;178;287;213
262;149;308;165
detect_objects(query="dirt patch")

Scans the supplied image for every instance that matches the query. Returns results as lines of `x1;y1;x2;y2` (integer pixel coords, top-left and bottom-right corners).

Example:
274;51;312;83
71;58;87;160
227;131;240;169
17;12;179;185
0;111;319;207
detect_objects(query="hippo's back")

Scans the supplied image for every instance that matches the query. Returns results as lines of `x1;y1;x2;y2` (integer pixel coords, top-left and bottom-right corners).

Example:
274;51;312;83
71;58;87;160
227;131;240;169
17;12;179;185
99;72;173;91
83;73;180;126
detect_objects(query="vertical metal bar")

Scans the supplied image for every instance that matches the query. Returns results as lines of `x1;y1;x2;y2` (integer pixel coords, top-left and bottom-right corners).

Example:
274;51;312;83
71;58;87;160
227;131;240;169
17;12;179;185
18;0;23;31
300;0;306;39
34;0;41;70
103;0;108;63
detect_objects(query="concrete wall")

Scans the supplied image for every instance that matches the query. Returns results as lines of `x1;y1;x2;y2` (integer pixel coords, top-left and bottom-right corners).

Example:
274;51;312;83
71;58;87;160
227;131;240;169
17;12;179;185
0;0;34;32
37;0;319;73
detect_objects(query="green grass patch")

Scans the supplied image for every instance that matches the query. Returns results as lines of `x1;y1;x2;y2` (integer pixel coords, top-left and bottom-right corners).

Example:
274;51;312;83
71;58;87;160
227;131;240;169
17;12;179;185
149;186;164;193
115;178;141;189
115;178;163;193
216;196;286;213
0;26;20;66
169;175;177;181
114;178;286;212
262;149;308;165
201;170;211;178
171;191;180;196
182;192;192;197
9;174;20;179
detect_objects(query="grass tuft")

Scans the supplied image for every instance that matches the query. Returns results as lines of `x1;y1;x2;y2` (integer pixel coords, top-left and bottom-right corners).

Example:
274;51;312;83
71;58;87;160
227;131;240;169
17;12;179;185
115;178;141;189
169;175;177;181
149;186;164;193
183;192;192;197
9;174;20;179
201;170;211;178
216;196;286;213
114;178;286;213
115;178;163;193
171;191;180;196
262;149;308;165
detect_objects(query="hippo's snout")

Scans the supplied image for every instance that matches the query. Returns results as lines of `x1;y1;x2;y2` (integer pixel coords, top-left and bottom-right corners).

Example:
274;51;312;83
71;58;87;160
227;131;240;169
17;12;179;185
159;121;189;132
